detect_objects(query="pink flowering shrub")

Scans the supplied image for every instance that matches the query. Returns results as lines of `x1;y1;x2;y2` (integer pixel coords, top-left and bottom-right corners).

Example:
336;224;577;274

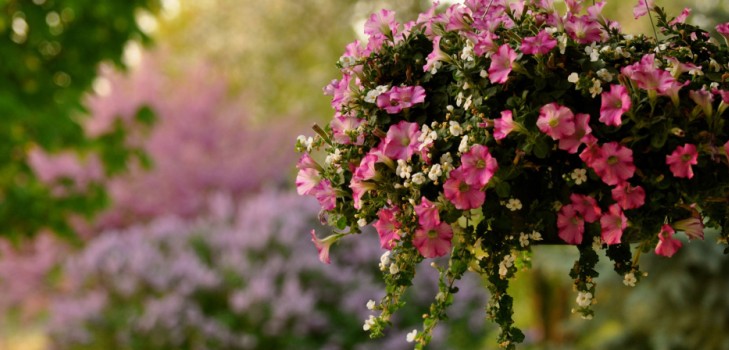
47;191;488;350
296;1;729;348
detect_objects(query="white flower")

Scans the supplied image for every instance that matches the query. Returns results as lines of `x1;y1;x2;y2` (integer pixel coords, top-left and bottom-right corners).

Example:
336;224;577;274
396;159;412;179
406;329;418;343
567;72;579;84
366;300;376;310
411;172;426;185
389;262;400;275
456;92;465;107
596;68;613;82
440;153;454;172
498;254;515;277
585;44;599;62
458;135;470;153
530;230;543;241
339;55;357;68
297;135;314;152
461;44;474;61
558;33;568;54
363;315;376;331
544;26;558;34
576;291;593;308
379;251;391;270
479;69;488;78
505;198;522;211
428;164;443;181
463;95;473;110
449;121;463;136
571;168;587;185
325;148;342;165
357;218;367;227
623;272;637;287
430;60;442;74
589;78;603;97
519;232;530;247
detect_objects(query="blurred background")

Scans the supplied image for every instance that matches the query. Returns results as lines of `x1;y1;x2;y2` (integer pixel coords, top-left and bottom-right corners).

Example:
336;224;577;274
0;0;728;349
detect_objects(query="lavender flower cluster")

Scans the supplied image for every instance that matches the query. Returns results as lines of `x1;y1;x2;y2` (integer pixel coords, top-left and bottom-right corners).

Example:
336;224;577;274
48;190;488;350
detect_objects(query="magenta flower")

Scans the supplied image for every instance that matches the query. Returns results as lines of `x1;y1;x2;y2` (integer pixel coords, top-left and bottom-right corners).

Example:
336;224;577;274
600;204;627;245
655;224;682;257
558;113;592;154
413;222;453;258
673;216;704;240
376;86;426;114
570;193;602;223
469;30;498;56
633;0;654;19
353;153;379;182
444;5;471;32
520;30;557;55
443;168;486;210
666;143;698;179
589;142;636;186
373;206;401;250
493;110;516;140
557;204;585;245
459;144;499;188
364;9;398;37
488;44;518;84
599;85;632;126
536;103;575;140
383;121;422;161
611;183;645;210
579;135;601;165
414;197;441;228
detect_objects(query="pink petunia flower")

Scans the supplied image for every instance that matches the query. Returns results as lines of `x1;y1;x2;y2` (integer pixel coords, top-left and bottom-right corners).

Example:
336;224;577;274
373;206;401;250
622;54;681;97
666;143;698;179
589;142;636;186
376;86;426;114
557;204;585;245
633;0;654;19
579;135;601;165
459;144;499;188
489;44;518;84
353;153;380;181
444;4;471;32
493;110;517;140
424;36;451;73
668;8;691;26
600;204;627;245
558;113;592;154
520;30;557;55
611;183;645;210
314;180;337;211
570;193;602;223
599;84;632;126
655;224;682;257
296;167;321;196
443;168;486;210
537;103;575;140
331;113;365;145
564;14;605;44
383;121;422;161
413;222;454;258
689;88;714;117
350;179;377;210
717;22;729;43
673;216;704;240
469;30;498;56
311;230;342;264
364;9;398;37
414;196;441;228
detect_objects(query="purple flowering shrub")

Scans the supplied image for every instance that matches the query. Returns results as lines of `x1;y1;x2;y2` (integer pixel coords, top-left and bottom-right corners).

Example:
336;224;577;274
48;190;489;350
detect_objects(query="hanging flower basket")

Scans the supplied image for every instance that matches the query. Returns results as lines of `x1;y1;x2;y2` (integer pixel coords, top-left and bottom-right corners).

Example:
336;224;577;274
296;1;729;348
